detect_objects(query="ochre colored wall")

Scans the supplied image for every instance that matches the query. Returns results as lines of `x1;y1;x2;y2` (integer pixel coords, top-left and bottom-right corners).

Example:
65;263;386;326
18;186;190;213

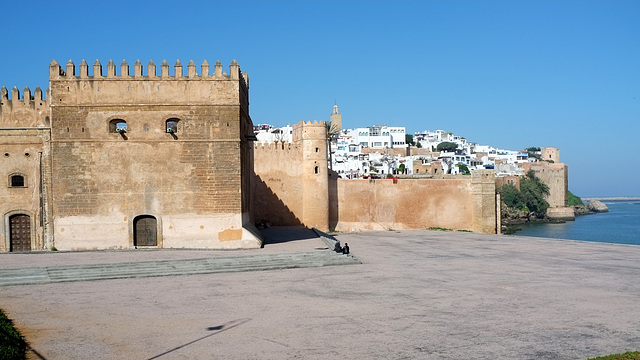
253;142;305;226
495;176;521;190
42;59;260;251
252;121;330;231
0;129;51;251
329;170;496;233
521;162;568;208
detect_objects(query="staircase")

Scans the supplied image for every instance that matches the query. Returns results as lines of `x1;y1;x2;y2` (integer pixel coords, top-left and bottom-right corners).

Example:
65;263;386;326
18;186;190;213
0;250;360;287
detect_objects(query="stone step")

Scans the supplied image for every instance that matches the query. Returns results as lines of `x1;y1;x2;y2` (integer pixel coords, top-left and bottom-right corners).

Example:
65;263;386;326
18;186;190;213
0;250;360;287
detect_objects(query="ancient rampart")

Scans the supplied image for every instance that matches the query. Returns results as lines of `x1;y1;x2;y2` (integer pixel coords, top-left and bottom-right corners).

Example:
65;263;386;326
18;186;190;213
2;59;260;252
253;121;329;231
0;86;49;128
254;121;498;234
329;170;496;233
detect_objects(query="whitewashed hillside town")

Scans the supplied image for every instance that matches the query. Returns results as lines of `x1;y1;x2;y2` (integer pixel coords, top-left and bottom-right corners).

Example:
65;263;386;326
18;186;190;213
254;105;549;179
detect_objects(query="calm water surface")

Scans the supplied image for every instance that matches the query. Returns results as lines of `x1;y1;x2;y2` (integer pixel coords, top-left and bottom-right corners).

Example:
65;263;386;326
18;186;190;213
514;201;640;245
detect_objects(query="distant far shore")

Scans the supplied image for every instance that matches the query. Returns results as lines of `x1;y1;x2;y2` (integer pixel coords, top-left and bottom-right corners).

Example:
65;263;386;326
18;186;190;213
582;197;640;201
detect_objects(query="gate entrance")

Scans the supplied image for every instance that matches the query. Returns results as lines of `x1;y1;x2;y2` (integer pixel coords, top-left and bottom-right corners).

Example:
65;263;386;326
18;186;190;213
134;215;157;247
9;214;31;252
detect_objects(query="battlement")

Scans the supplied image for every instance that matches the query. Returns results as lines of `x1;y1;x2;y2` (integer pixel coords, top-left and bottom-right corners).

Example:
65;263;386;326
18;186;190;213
296;120;325;127
0;86;50;128
254;141;302;153
48;59;249;107
292;120;327;144
49;59;248;87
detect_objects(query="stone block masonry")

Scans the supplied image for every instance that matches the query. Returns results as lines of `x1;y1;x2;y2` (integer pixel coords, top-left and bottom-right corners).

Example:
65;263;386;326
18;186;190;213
1;59;261;251
1;58;501;252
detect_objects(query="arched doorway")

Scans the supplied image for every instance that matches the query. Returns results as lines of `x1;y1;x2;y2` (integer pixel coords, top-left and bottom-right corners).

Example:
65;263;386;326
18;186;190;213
9;214;31;252
134;215;157;247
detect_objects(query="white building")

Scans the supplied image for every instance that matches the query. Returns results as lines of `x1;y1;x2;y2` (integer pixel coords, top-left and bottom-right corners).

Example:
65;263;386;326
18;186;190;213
254;124;293;144
353;125;406;149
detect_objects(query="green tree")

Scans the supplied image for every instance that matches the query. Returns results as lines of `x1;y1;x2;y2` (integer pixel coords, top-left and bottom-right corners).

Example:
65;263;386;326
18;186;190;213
498;183;524;209
436;141;458;152
397;163;406;174
498;171;550;217
519;171;550;216
458;164;470;175
405;134;415;146
326;121;340;170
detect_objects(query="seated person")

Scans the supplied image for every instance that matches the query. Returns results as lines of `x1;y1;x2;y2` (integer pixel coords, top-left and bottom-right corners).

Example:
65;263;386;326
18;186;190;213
333;240;342;253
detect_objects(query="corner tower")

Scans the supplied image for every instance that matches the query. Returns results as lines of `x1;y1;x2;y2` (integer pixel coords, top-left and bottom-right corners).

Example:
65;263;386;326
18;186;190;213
293;121;330;231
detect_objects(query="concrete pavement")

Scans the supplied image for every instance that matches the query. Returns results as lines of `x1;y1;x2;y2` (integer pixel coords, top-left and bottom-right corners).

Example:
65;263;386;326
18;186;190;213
0;229;638;359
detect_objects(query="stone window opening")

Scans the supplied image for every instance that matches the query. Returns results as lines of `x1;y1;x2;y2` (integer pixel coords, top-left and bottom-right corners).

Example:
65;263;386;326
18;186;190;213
166;119;179;134
9;173;26;188
109;119;127;134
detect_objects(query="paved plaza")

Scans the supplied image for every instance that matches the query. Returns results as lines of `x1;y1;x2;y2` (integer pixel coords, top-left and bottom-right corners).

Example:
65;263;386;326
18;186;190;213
0;228;638;359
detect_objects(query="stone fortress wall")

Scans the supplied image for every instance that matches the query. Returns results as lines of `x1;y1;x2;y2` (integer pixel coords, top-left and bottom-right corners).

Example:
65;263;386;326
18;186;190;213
328;170;497;233
519;147;572;220
0;86;51;252
2;58;500;252
1;59;261;251
253;121;329;231
254;119;498;234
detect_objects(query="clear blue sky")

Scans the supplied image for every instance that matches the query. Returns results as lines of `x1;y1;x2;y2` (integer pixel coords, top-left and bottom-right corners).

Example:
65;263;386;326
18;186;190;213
1;0;638;197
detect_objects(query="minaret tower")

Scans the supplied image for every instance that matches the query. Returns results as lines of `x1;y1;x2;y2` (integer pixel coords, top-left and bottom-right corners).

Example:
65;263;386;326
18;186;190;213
329;102;342;132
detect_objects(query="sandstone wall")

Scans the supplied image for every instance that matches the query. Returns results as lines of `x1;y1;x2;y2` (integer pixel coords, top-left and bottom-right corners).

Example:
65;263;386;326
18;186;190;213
495;175;521;190
253;142;305;226
0;86;49;128
542;147;560;163
521;162;568;208
0;129;51;251
329;170;496;233
46;59;259;250
252;121;330;231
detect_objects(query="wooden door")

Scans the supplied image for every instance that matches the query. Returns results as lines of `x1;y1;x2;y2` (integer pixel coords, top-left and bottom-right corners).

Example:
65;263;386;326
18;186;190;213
134;216;157;246
10;214;31;252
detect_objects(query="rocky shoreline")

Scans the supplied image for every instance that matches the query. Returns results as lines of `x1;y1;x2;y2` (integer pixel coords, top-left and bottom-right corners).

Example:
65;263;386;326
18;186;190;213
501;200;609;229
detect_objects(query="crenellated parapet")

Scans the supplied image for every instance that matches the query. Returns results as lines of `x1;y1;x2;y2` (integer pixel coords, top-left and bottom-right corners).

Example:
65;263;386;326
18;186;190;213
49;59;247;84
292;120;327;144
0;86;50;128
253;141;302;169
255;141;294;151
48;59;248;106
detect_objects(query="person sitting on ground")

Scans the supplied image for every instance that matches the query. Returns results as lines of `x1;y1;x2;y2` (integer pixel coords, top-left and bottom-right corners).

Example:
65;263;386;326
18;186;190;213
334;240;342;253
342;243;350;255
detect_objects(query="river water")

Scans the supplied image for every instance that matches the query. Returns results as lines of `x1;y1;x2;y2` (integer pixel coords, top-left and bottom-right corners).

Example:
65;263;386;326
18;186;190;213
513;200;640;246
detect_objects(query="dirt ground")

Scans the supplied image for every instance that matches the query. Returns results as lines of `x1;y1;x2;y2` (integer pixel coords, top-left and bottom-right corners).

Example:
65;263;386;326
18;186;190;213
1;229;638;360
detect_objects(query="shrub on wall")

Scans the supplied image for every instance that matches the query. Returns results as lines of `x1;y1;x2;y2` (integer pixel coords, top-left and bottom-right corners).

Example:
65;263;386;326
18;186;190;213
498;171;550;218
568;191;583;206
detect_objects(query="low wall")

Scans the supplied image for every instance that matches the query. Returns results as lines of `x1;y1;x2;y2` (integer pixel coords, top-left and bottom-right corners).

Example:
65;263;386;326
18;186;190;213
547;207;575;221
330;171;496;233
53;213;261;251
